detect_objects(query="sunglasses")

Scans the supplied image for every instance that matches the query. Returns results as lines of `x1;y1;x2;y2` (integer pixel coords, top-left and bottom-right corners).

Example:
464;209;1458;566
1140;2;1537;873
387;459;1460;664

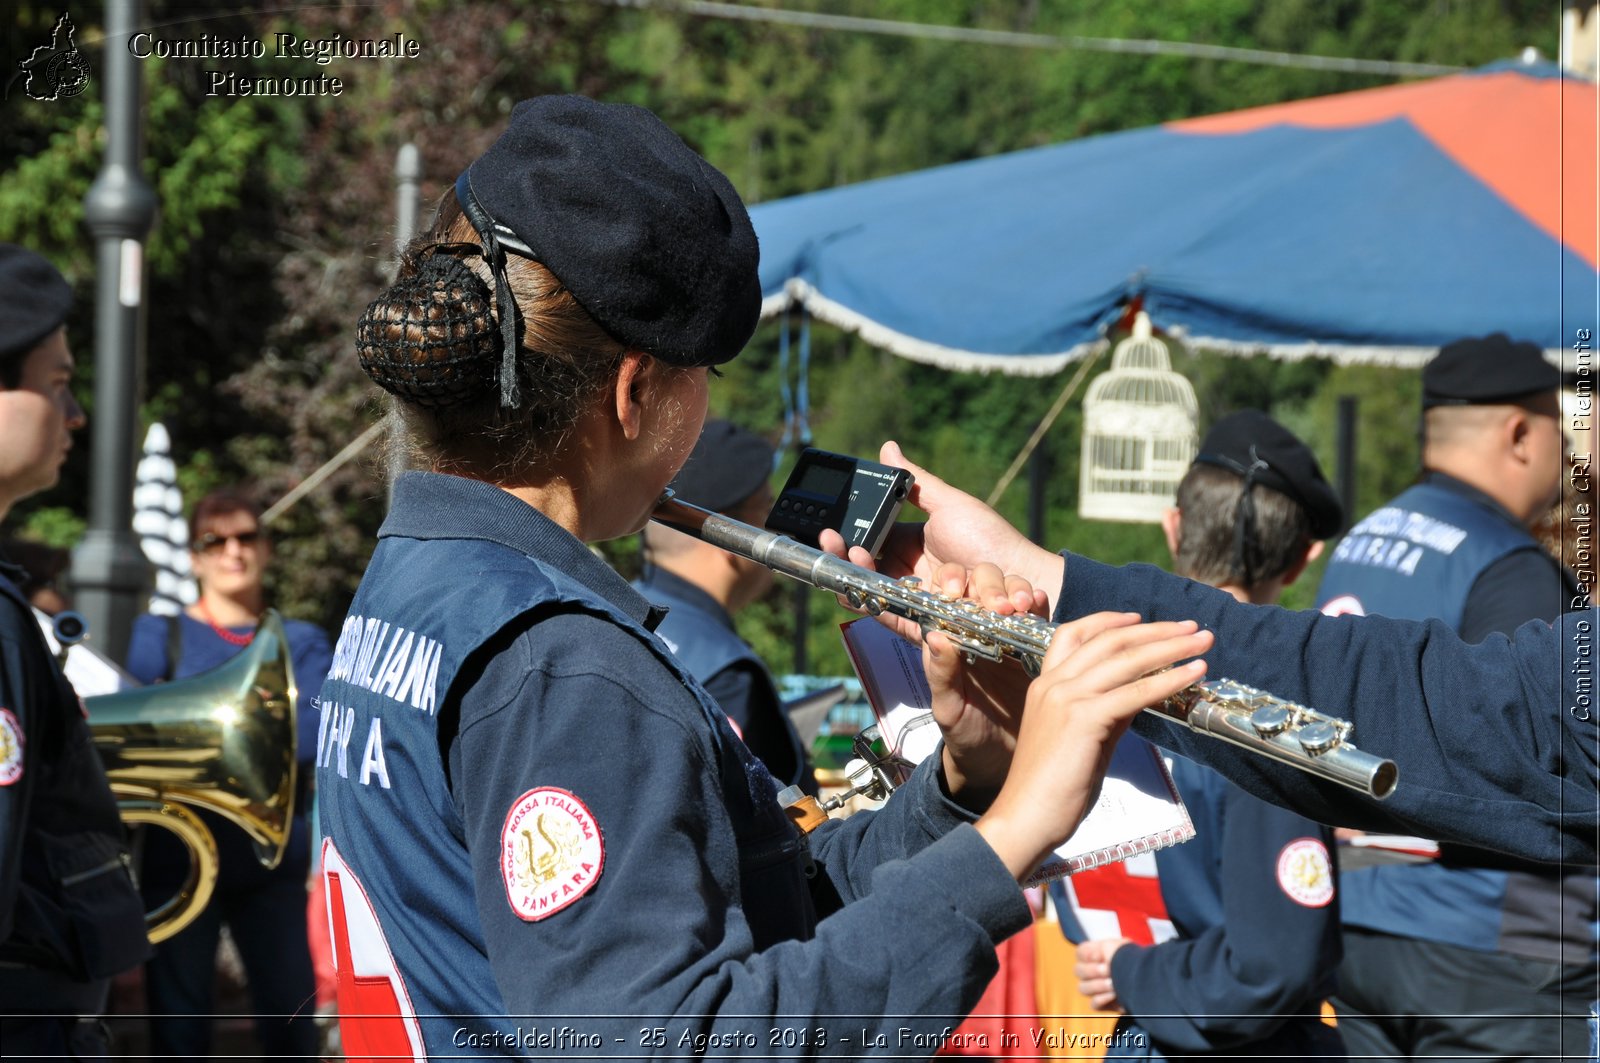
193;530;263;553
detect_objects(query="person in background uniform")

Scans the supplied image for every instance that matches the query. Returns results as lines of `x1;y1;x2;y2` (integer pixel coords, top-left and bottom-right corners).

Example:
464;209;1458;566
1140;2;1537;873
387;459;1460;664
635;419;817;793
1314;335;1596;1062
830;441;1597;867
1531;367;1595;578
315;94;1214;1058
1053;411;1345;1060
123;489;333;1062
0;538;72;616
0;244;148;1057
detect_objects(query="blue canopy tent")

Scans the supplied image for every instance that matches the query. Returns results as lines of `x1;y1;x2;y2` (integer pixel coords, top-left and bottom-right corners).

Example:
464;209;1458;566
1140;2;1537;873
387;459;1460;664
751;60;1598;374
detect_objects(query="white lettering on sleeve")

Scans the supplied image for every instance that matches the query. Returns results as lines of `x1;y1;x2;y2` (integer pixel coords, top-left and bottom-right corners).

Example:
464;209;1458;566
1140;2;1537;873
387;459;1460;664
361;622;392;690
375;631;414;700
360;717;391;789
315;698;333;766
336;705;356;779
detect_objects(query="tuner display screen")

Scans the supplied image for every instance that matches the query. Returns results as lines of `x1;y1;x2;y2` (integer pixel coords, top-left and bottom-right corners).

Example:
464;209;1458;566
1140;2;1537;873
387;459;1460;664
795;462;851;499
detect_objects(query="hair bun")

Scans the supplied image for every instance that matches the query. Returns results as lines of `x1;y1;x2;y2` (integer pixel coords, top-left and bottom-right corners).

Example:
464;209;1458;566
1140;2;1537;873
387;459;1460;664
355;252;502;407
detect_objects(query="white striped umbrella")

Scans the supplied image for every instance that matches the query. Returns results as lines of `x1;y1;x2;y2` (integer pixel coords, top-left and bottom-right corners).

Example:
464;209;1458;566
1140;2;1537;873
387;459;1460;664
132;422;197;615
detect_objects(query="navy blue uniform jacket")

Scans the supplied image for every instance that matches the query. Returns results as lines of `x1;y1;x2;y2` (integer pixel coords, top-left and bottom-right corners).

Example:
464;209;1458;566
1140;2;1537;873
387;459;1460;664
1316;473;1594;965
315;474;1030;1058
1054;751;1341;1058
633;567;813;792
0;559;146;1007
1053;553;1597;866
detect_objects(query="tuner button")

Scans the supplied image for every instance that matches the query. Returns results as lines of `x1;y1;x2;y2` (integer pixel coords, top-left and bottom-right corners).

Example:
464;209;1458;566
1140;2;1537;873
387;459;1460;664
1296;721;1341;755
1250;705;1292;736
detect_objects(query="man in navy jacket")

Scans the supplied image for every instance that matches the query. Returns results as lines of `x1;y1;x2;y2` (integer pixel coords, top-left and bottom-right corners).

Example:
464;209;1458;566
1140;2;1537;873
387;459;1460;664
1315;335;1592;1061
1053;411;1345;1059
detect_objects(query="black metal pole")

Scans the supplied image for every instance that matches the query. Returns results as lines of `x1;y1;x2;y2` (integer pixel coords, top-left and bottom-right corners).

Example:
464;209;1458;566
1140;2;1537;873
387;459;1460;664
75;0;157;661
1027;444;1050;545
1336;396;1358;534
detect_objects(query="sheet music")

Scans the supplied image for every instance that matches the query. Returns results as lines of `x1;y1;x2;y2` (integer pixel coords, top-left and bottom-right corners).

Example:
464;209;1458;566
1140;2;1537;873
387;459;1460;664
840;617;1194;882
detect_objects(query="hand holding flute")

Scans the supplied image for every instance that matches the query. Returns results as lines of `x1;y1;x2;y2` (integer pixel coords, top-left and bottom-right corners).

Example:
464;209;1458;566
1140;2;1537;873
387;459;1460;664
929;612;1213;881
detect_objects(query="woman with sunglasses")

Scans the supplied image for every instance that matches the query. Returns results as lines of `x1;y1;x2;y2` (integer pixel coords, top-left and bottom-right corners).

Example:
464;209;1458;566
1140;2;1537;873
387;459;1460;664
311;94;1213;1059
123;488;333;1062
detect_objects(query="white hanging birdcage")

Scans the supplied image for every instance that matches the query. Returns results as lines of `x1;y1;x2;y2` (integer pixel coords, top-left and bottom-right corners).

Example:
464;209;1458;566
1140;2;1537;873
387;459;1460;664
1079;313;1198;523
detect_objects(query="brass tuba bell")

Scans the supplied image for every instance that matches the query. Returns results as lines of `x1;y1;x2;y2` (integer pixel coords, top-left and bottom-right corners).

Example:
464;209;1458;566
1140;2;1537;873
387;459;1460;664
86;611;298;944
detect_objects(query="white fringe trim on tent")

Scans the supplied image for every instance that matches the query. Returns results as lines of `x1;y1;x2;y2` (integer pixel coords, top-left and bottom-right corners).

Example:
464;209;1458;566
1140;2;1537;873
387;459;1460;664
1176;330;1568;369
762;279;1102;376
763;280;1569;372
1172;332;1439;368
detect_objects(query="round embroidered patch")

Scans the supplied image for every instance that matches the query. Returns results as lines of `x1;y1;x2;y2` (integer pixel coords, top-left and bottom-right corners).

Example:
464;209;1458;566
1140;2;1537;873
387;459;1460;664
0;709;25;786
500;787;605;921
1276;837;1335;907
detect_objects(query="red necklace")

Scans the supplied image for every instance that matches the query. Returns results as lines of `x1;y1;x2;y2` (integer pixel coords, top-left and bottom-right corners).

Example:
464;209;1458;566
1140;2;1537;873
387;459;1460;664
197;600;254;647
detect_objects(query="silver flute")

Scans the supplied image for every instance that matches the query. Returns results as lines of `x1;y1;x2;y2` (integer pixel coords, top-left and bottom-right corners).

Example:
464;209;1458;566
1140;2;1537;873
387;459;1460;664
653;493;1397;799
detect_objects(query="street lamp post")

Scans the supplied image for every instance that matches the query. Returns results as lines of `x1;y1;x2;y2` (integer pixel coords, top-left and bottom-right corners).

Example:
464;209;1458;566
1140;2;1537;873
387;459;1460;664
75;0;157;659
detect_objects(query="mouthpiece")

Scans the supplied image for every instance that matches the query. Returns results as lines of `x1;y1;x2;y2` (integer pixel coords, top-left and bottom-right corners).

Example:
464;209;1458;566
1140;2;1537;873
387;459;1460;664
52;610;88;647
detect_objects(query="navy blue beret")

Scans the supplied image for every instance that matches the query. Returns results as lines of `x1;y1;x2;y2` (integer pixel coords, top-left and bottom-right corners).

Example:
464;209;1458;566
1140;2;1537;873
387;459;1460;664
669;419;775;512
1194;409;1343;540
458;95;761;370
0;244;72;360
1422;333;1558;410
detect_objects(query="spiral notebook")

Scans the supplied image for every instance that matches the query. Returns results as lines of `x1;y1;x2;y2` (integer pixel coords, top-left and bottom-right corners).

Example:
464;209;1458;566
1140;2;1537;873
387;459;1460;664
840;617;1194;883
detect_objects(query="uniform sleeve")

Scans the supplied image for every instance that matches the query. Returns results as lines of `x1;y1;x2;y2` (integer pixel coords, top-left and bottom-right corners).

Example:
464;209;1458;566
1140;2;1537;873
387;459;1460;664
0;599;44;943
1109;785;1340;1052
1458;550;1569;642
122;613;170;684
704;663;808;790
1054;553;1596;865
289;622;335;765
702;664;757;732
802;752;1002;911
452;612;1031;1051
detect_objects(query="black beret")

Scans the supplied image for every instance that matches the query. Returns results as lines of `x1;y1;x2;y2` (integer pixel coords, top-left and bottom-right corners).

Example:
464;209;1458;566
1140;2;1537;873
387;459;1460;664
669;420;775;512
458;95;761;369
1422;333;1558;410
0;244;72;360
1193;409;1344;539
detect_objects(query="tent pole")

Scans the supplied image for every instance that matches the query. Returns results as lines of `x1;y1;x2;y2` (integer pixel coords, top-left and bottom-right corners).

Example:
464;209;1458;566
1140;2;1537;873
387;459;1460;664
1027;446;1050;545
1337;395;1359;534
985;348;1101;508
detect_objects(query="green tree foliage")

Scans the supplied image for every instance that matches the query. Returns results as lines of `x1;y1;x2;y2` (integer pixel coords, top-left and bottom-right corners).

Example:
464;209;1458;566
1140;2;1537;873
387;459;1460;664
0;0;1559;666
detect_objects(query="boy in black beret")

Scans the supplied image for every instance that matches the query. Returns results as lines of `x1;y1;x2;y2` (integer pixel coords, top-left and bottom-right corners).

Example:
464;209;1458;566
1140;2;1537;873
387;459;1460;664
1170;409;1343;599
1054;410;1345;1060
635;420;817;793
0;244;148;1056
1315;332;1590;1061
